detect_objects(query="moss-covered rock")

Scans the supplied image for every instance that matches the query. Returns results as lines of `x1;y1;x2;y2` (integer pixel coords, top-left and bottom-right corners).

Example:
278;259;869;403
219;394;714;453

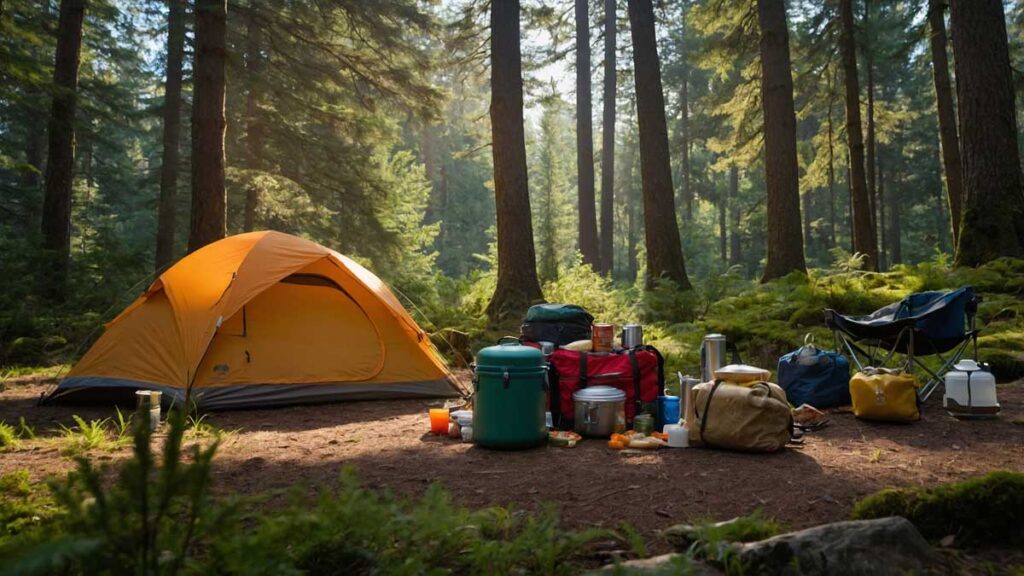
851;471;1024;547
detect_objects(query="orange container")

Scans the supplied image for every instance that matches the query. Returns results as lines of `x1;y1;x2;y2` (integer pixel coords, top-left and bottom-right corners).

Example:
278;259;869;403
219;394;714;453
592;323;615;352
429;408;450;435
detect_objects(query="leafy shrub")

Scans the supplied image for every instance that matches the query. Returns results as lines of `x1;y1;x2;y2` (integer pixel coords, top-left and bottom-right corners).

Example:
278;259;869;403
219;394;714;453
0;471;59;548
208;474;609;575
5;410;228;576
851;471;1024;547
3;409;614;575
0;422;17;450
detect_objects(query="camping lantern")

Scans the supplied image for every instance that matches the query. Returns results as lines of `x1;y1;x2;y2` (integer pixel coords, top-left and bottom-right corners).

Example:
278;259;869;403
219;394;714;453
472;337;548;450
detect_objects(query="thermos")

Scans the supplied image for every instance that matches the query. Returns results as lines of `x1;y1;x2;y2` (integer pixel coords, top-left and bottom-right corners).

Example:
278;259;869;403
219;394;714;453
700;333;727;382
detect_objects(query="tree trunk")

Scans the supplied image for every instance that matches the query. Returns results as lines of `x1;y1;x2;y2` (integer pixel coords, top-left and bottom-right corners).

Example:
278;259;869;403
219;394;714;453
718;173;727;262
951;0;1024;265
486;0;544;323
40;0;86;302
728;165;742;266
839;0;879;270
155;0;186;270
626;142;639;282
827;86;837;249
928;0;965;249
864;0;878;251
680;70;691;221
243;13;263;233
890;158;902;265
878;155;887;270
627;0;691;290
575;0;600;268
188;0;227;253
598;0;616;275
758;0;806;281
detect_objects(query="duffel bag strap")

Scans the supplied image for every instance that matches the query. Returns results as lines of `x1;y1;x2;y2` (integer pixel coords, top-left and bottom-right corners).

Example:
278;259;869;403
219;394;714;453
642;345;667;395
628;348;642;416
548;360;562;428
579;352;588;388
698;379;725;447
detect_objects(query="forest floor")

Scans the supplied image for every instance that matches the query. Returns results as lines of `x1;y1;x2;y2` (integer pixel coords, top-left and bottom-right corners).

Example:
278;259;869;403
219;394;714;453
3;373;1023;558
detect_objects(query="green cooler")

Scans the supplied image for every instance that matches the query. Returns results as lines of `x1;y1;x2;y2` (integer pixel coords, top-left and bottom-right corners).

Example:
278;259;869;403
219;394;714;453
473;337;548;450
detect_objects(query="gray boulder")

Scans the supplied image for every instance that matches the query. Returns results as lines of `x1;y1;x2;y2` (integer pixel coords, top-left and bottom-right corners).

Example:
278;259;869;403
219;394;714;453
734;516;942;575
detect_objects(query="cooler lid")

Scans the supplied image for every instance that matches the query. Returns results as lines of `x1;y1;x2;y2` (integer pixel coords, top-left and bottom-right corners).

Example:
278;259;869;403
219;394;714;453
475;337;545;370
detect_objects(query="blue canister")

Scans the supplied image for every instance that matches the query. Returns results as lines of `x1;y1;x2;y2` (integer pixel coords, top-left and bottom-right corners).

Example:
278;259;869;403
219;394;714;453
656;395;681;431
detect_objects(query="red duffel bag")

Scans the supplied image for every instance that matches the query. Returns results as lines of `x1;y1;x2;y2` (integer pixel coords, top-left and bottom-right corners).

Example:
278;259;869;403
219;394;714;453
546;346;665;429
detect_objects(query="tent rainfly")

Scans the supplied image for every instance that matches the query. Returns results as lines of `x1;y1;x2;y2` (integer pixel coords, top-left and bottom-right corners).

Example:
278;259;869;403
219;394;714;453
49;231;460;409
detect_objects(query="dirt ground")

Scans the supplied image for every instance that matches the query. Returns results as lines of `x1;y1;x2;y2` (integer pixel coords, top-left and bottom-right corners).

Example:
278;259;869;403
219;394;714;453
2;374;1023;552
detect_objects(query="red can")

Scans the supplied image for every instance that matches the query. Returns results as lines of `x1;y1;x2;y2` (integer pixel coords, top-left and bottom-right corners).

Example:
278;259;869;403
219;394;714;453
592;323;615;353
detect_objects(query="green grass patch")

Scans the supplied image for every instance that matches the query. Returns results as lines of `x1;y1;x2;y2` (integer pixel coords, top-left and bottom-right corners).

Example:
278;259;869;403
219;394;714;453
851;471;1024;547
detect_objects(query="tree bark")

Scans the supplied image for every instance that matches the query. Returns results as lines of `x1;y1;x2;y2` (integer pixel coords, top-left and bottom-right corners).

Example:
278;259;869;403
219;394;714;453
864;0;878;251
728;165;742;266
839;0;879;270
878;155;887;270
718;173;727;262
486;0;543;323
243;12;263;233
927;0;965;249
758;0;806;281
155;0;186;270
890;156;902;265
627;0;691;290
626;139;639;282
680;69;691;221
598;0;616;275
188;0;227;253
575;0;600;268
827;83;837;249
40;0;86;301
950;0;1024;265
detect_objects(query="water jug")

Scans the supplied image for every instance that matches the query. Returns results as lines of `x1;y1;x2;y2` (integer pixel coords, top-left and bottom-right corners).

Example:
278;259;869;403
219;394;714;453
944;360;999;419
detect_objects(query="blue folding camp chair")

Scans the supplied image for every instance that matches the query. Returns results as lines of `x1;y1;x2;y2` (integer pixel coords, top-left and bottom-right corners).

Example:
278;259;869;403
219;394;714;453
825;287;979;402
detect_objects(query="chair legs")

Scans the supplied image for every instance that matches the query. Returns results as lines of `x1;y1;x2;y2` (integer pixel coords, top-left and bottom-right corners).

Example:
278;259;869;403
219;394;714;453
830;329;977;404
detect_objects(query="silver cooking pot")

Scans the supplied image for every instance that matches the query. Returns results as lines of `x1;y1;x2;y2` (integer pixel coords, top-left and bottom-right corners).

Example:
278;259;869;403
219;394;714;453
573;386;626;437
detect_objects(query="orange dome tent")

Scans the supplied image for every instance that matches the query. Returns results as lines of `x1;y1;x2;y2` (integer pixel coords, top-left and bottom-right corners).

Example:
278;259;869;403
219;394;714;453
50;231;461;409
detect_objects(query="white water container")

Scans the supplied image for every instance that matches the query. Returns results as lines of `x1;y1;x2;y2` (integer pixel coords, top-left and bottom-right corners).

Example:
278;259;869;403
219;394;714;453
943;360;999;419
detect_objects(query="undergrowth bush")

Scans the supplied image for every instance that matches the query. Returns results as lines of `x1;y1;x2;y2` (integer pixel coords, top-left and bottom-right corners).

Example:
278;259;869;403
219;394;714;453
2;408;615;575
851;471;1024;547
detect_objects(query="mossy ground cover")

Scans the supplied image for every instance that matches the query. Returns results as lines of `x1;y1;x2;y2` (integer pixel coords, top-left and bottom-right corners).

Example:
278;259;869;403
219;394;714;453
851;471;1024;547
465;257;1024;382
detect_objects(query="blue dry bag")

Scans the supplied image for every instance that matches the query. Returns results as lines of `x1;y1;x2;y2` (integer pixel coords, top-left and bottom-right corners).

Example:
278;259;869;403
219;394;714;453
777;335;851;408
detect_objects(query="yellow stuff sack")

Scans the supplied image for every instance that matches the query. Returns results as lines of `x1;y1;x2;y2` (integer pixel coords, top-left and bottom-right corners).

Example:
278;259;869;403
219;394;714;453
850;371;920;421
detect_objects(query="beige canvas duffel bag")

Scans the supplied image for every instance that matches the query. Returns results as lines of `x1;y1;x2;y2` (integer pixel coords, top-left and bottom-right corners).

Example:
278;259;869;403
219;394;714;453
687;380;793;452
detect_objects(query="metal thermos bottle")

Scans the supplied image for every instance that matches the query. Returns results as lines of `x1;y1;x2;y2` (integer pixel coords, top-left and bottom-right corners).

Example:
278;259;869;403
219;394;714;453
700;333;727;382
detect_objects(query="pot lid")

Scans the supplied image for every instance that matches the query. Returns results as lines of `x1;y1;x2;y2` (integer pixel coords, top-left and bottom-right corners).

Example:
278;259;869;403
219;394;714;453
573;385;626;401
952;359;982;372
475;338;545;369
